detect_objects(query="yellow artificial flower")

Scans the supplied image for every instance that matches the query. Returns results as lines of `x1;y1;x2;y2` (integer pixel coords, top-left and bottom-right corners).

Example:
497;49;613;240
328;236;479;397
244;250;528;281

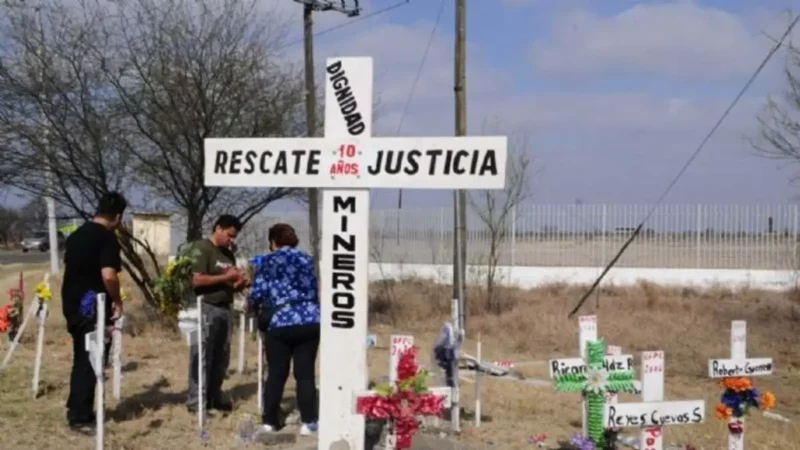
166;261;177;276
34;282;52;302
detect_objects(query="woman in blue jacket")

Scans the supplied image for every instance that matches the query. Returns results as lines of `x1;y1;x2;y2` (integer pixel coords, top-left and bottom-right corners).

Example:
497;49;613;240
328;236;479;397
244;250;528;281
248;223;320;435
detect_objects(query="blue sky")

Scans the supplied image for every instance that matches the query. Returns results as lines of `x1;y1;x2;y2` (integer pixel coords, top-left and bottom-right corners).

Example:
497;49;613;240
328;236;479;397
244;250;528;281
286;0;800;210
4;0;800;212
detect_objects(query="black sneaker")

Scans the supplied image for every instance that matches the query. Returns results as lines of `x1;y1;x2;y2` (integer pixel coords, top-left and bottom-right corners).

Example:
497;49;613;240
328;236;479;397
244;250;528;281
69;421;95;435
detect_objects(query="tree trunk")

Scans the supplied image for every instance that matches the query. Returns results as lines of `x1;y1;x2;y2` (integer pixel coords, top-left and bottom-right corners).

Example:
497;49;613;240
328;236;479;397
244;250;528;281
185;209;204;243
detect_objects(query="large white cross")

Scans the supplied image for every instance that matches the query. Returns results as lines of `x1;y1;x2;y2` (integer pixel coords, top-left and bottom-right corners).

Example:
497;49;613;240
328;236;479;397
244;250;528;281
708;320;773;450
203;56;507;450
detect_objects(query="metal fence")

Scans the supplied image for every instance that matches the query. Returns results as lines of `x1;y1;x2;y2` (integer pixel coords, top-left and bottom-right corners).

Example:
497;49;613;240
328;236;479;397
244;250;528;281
172;204;800;270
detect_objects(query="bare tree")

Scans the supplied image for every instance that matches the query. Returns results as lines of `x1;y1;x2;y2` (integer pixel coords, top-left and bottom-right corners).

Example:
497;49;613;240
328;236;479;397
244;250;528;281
0;0;307;309
468;129;532;313
754;44;800;174
97;0;306;241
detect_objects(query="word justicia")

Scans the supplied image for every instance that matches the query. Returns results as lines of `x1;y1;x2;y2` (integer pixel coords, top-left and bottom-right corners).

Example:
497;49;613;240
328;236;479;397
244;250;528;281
606;406;703;427
710;360;773;377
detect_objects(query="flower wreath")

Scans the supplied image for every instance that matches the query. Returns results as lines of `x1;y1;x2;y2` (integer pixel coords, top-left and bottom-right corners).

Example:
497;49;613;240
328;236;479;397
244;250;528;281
356;347;446;449
714;377;776;434
153;252;198;318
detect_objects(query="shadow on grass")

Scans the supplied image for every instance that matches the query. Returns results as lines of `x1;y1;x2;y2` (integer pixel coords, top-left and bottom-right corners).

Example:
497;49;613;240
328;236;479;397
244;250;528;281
109;376;185;422
229;381;258;405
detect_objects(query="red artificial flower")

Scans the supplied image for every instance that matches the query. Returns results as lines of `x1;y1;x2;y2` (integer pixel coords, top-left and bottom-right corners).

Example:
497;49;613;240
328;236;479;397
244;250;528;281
0;304;10;333
396;347;419;382
728;420;744;435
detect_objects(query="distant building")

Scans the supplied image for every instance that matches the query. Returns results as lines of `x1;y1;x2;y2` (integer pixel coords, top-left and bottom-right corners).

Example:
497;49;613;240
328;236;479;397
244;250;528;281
131;212;172;257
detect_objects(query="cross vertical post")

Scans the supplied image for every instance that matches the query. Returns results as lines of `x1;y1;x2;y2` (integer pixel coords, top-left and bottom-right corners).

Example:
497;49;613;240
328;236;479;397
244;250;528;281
111;316;125;400
708;321;774;450
640;351;665;450
84;293;107;450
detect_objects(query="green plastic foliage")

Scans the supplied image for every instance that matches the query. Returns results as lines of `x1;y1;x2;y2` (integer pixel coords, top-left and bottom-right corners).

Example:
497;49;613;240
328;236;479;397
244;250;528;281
553;339;638;448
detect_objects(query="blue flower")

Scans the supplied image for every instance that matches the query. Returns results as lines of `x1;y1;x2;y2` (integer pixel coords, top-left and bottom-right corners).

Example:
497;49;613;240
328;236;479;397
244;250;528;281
79;290;97;318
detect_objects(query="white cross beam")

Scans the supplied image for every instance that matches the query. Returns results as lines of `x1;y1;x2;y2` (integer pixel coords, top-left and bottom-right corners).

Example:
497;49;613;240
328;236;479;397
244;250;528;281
708;320;774;450
203;57;507;450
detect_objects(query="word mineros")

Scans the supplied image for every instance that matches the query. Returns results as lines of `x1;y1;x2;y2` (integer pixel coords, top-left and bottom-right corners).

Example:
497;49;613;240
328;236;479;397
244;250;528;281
710;359;773;377
606;405;703;427
550;356;634;376
326;60;366;135
329;195;358;329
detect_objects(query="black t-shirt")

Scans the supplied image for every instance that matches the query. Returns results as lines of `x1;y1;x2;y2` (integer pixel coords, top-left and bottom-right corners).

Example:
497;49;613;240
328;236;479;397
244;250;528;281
61;221;122;333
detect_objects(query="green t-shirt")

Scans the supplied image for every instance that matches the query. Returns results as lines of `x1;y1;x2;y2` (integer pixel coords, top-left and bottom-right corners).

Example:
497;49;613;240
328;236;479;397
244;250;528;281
189;238;236;307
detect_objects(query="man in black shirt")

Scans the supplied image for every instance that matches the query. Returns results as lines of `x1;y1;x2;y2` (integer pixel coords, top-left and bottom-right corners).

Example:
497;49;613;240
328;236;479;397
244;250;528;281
61;192;127;432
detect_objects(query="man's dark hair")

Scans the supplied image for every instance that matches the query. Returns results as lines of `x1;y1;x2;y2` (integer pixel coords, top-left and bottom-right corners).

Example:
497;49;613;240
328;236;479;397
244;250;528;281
268;223;299;248
213;214;243;232
96;192;128;219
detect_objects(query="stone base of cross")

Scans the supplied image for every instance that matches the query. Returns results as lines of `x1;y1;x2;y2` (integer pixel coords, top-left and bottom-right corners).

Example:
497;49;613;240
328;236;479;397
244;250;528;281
203;56;507;450
707;321;774;450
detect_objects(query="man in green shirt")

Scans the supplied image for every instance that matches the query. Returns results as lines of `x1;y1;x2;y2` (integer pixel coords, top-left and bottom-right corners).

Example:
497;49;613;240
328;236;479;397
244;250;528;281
186;214;249;413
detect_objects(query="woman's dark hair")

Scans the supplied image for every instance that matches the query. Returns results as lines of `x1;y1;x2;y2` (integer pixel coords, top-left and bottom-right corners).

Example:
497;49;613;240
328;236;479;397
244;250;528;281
268;223;299;248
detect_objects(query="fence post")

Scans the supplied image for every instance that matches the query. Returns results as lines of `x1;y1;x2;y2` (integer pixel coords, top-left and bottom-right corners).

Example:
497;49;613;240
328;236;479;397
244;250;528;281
601;204;607;265
696;204;703;268
510;204;516;269
793;205;798;271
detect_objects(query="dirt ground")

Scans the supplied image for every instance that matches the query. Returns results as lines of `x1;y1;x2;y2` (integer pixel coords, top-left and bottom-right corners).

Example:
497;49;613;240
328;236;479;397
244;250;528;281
1;269;799;449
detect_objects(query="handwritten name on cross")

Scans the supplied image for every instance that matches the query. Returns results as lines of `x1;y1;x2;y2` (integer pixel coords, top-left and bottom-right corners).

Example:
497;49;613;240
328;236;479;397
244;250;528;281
203;56;507;450
708;321;774;450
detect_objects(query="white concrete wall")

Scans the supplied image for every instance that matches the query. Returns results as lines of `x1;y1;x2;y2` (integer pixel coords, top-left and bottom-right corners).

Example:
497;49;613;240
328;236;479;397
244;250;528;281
366;263;797;291
172;254;796;291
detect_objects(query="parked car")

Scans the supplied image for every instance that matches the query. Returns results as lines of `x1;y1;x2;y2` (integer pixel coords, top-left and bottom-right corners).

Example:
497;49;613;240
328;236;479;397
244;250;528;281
21;231;66;252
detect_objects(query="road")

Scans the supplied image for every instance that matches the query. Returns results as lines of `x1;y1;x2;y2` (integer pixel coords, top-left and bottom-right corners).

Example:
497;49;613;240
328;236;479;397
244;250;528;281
0;250;59;266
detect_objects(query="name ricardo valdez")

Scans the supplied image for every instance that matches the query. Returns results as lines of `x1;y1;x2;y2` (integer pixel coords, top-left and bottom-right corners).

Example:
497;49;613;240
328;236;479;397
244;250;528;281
212;147;500;176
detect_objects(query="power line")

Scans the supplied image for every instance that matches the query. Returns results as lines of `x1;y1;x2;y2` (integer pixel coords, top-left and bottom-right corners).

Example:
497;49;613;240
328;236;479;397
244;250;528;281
277;0;410;50
567;13;800;318
395;0;446;213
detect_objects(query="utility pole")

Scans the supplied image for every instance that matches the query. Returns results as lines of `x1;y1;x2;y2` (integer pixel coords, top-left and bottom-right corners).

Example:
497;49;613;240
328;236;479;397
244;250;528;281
295;0;360;275
453;0;467;332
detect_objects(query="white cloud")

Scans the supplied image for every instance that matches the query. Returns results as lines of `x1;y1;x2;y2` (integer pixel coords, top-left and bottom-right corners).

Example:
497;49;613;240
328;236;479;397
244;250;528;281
529;2;791;79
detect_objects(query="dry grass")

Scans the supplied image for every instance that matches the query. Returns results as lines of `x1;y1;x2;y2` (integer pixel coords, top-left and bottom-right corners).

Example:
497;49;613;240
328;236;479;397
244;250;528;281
1;269;800;449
